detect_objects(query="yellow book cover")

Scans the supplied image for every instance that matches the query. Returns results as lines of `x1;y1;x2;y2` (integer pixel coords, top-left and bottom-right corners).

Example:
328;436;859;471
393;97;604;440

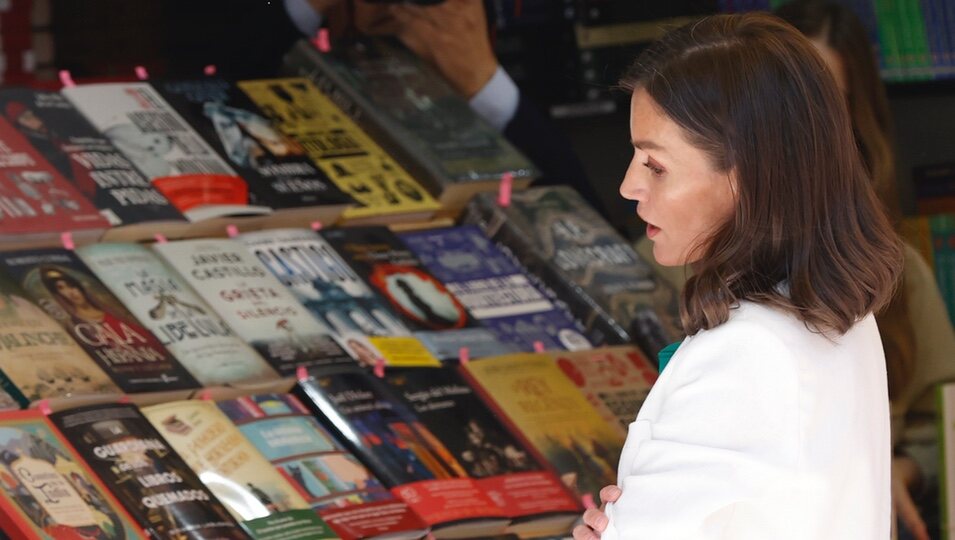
237;78;439;220
462;353;624;503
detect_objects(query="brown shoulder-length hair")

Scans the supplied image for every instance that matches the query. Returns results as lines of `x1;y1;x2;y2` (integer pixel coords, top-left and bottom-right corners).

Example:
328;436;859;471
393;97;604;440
620;13;903;337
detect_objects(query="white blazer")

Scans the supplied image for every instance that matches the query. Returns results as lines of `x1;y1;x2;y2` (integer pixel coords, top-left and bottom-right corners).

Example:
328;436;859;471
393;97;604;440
603;301;890;539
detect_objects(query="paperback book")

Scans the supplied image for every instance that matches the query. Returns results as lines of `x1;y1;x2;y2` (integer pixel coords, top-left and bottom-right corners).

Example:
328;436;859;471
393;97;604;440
142;399;336;539
152;78;353;219
0;409;144;539
218;393;429;540
239;228;439;370
461;353;625;504
401;225;592;352
386;366;581;537
62;82;268;221
0;269;118;406
0;88;184;241
0;248;200;395
464;186;683;356
295;366;510;537
77;242;279;387
152;238;354;376
49;403;248;539
237;77;439;223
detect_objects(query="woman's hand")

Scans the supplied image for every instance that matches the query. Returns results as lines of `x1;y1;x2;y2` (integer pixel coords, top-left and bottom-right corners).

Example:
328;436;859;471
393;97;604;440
572;485;621;540
893;455;929;540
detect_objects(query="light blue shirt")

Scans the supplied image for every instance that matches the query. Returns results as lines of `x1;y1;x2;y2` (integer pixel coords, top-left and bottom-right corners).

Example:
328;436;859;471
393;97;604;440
283;0;520;130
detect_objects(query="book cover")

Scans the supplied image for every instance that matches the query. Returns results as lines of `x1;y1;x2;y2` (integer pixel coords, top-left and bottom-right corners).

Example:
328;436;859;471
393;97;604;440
152;238;354;376
401;225;592;352
321;226;515;361
239;228;439;370
49;403;248;539
61;83;267;221
552;345;658;438
141;399;336;539
295;366;509;534
461;353;625;504
464;186;682;356
283;39;536;213
0;269;118;407
77;242;279;387
0;107;107;242
237;77;439;222
0;248;201;395
386;366;580;536
939;382;955;539
152;78;354;211
219;393;428;540
0;88;184;233
0;409;144;539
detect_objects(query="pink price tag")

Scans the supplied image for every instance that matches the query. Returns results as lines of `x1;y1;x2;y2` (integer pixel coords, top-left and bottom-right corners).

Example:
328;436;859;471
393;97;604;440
533;341;545;353
458;347;470;365
310;221;323;232
118;395;131;404
198;389;212;401
226;224;238;238
203;64;217;76
497;172;514;207
37;400;51;416
296;366;308;381
153;233;168;244
581;493;597;510
134;65;149;80
58;70;76;88
373;358;385;378
60;232;75;250
315;28;332;52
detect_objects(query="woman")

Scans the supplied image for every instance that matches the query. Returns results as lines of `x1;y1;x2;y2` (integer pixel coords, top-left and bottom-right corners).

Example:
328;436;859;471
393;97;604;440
575;12;902;538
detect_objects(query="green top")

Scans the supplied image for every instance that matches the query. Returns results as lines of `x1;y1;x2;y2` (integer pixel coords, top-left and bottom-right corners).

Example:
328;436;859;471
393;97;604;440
657;342;682;373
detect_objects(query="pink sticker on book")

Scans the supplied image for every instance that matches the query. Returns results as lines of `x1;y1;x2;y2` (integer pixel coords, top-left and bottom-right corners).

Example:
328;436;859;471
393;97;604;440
37;400;51;415
497;172;514;207
314;28;332;52
60;231;74;250
296;366;308;381
58;70;76;88
198;389;212;401
533;341;545;353
204;64;217;76
458;347;470;365
118;395;131;404
582;493;597;510
310;220;323;231
134;65;149;80
373;357;385;378
153;233;167;244
226;224;238;238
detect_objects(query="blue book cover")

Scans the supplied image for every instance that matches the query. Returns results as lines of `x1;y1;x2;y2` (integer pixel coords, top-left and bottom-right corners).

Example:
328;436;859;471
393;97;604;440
401;225;592;352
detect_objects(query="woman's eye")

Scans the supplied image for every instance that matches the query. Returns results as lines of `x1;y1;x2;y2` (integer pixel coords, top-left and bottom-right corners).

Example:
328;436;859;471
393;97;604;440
643;161;664;176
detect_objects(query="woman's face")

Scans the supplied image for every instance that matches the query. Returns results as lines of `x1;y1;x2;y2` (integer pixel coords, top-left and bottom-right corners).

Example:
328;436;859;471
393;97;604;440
54;279;86;306
620;89;737;267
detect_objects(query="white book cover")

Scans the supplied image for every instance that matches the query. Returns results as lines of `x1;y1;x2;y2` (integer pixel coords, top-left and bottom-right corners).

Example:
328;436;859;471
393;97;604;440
153;238;354;376
77;242;278;386
61;82;269;221
940;382;955;540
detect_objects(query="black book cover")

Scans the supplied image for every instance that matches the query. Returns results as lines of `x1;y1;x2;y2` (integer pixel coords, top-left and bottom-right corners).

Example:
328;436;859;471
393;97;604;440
0;248;201;394
49;403;249;540
152;78;354;210
293;365;465;488
0;88;183;228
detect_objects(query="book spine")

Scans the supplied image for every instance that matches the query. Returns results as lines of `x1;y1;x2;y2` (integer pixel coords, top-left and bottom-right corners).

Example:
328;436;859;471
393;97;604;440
874;0;903;80
906;0;932;79
940;383;955;539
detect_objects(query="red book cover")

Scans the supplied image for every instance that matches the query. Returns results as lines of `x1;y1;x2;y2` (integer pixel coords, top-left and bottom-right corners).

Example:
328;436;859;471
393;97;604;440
0;115;107;238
